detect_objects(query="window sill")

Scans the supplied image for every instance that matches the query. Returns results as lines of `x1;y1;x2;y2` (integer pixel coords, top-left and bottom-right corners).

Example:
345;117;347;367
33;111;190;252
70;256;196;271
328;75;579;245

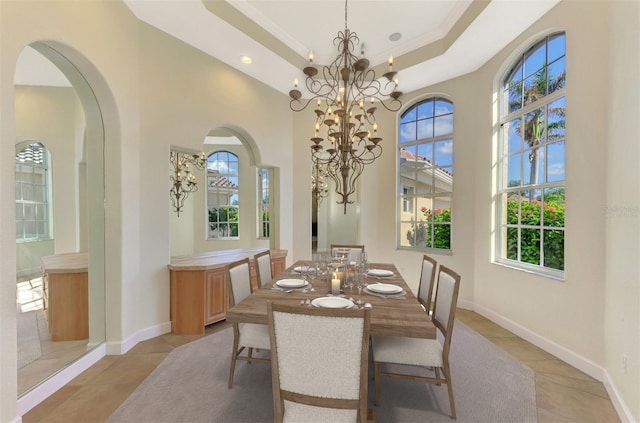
492;260;564;282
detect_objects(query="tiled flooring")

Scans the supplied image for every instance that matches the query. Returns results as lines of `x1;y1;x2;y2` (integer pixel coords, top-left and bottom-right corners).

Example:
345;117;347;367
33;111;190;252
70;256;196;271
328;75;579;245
21;310;621;423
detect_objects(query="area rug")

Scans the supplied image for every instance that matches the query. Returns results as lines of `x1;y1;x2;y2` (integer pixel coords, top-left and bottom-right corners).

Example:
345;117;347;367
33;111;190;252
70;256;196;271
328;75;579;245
108;320;537;423
17;311;42;369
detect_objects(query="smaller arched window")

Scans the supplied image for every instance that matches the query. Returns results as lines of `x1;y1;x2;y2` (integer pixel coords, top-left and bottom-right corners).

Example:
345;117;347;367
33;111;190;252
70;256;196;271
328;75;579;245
207;151;239;239
398;97;454;251
16;141;51;242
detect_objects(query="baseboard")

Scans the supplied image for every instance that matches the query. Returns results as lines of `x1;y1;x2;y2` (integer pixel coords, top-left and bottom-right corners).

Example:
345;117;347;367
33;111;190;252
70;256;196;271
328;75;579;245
105;320;172;355
472;303;633;423
17;343;106;417
603;370;636;423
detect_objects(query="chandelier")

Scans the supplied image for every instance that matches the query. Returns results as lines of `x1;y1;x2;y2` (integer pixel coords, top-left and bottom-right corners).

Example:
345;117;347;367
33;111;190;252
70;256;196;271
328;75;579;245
311;161;330;205
289;0;402;213
169;151;206;217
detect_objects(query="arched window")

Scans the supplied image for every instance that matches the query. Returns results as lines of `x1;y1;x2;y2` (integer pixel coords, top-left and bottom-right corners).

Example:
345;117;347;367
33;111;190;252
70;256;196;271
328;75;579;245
16;141;51;242
398;97;453;251
207;151;239;239
497;32;566;274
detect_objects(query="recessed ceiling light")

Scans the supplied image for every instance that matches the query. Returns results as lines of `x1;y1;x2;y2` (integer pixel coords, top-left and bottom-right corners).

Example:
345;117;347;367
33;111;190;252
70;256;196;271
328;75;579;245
389;32;402;42
240;56;252;65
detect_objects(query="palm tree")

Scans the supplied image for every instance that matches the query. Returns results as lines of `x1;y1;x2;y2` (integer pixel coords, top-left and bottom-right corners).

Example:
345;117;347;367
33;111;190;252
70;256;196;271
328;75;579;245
508;67;566;200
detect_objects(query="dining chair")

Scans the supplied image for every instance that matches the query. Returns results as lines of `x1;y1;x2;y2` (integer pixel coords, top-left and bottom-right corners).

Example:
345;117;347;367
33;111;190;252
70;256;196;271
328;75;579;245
372;265;461;419
416;254;438;317
227;258;271;389
330;244;365;262
254;249;273;288
267;302;372;423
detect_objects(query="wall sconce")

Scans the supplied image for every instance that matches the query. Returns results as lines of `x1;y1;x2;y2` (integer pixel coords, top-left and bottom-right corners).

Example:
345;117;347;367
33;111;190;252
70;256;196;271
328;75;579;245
169;150;206;217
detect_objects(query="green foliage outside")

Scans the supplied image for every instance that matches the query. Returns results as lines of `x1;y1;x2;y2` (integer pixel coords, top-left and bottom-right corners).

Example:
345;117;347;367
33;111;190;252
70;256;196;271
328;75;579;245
208;206;239;237
406;207;451;250
506;196;565;270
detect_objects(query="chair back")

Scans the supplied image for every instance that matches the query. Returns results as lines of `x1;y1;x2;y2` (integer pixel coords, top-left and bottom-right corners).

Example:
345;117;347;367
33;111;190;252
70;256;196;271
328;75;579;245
268;302;371;423
254;249;273;287
330;244;365;262
432;265;461;354
227;258;253;307
416;255;438;316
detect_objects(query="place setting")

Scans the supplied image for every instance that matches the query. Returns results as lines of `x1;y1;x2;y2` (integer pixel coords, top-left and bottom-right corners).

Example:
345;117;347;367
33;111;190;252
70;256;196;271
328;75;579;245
364;281;406;299
271;278;312;293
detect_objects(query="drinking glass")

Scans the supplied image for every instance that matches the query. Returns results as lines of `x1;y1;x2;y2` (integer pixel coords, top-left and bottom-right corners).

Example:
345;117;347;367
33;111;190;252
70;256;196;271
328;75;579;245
345;263;355;296
355;270;367;305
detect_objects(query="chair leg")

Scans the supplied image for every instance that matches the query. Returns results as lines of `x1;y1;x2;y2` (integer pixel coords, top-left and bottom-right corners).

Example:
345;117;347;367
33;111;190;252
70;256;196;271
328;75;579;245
228;337;240;389
248;347;254;363
442;364;456;419
373;361;381;406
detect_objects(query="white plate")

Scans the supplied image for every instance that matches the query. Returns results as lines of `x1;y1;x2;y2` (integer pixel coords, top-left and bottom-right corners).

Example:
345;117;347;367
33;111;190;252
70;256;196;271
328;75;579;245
367;283;403;294
311;297;354;309
276;278;307;289
293;266;307;273
368;269;394;277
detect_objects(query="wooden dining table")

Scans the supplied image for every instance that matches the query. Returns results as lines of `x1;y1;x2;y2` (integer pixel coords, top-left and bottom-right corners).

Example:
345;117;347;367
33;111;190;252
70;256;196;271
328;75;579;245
226;261;436;339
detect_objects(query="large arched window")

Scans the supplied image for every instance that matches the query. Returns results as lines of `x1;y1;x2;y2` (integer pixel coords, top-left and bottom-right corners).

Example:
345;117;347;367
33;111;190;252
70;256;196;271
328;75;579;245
398;97;453;251
16;141;51;242
496;32;566;275
207;151;239;239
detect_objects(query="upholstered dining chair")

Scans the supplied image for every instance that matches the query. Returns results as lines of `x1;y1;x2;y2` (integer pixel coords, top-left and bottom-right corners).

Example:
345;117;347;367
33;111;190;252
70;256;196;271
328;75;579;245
227;258;271;389
330;244;365;262
372;265;461;419
267;302;372;423
254;249;273;288
416;254;438;317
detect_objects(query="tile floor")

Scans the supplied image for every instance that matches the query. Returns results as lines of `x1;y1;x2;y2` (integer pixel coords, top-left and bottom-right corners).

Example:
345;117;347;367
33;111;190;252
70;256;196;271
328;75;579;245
20;310;621;423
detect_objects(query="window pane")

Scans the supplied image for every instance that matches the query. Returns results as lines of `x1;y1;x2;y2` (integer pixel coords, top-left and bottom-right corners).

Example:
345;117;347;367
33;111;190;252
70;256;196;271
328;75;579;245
507;80;523;113
400;121;416;143
434;100;454;116
547;97;566;142
520;228;541;265
546;142;565;182
524;42;546;78
523;72;546;106
506;227;518;261
16;222;23;239
434;114;453;137
524;108;545;148
547;33;565;62
506;153;522;186
417;100;434;119
400;107;416;124
505;119;522;154
434;139;452;167
25;221;37;239
544;229;564;270
417;118;433;139
524;146;544;185
548;57;566;94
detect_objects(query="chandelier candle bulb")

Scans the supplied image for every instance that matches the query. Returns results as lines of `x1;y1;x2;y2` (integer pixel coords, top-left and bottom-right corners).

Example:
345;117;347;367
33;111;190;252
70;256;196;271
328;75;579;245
389;55;393;71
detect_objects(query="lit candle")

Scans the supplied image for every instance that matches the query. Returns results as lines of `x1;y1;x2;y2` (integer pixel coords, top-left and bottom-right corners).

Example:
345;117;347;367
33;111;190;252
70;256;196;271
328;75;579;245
294;78;298;88
331;272;341;295
373;122;378;132
388;55;393;71
308;50;314;63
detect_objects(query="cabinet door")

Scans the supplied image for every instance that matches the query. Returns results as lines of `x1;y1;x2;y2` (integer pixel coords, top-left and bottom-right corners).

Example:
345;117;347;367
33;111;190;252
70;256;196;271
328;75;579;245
205;269;227;325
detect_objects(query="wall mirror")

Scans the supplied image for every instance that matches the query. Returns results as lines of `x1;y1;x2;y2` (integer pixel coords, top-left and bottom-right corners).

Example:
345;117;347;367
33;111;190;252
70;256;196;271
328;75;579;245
14;43;106;396
312;170;360;253
170;127;276;256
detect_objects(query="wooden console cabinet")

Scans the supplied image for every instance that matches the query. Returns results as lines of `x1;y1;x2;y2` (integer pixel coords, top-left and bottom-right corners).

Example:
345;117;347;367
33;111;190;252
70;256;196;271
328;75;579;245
41;252;89;342
168;248;287;335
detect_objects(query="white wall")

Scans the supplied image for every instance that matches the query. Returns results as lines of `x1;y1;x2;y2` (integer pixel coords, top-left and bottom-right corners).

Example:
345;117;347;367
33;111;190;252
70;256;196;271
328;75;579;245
605;1;640;420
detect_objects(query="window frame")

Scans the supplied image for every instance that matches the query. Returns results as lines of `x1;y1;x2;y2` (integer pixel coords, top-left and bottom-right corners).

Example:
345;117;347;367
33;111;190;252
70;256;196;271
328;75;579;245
15;141;52;243
495;31;566;278
257;167;271;240
397;96;454;253
206;150;240;240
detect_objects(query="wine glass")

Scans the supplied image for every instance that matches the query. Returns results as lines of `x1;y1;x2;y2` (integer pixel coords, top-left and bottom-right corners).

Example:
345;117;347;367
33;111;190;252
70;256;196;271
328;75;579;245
345;263;355;296
305;262;317;292
355;270;367;305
